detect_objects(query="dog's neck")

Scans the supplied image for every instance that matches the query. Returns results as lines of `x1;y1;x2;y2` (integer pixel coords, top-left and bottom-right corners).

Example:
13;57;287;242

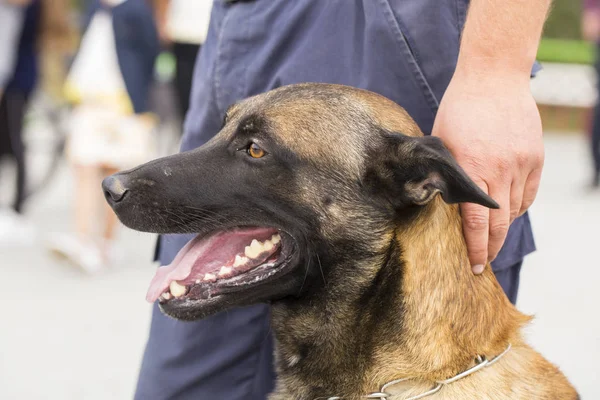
270;198;528;399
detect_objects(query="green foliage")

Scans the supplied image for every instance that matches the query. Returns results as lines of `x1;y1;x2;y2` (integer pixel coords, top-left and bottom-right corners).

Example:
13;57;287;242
537;38;596;64
535;1;597;64
543;0;583;40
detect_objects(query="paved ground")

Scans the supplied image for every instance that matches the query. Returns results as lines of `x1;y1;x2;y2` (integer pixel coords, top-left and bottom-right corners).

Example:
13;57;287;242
1;133;599;399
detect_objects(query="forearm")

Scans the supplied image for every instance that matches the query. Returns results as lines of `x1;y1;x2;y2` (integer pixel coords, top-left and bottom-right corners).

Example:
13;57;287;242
457;0;551;81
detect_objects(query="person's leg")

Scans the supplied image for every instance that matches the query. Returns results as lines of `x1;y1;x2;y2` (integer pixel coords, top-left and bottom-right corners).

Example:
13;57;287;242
111;0;158;114
4;90;29;213
0;91;10;176
74;163;99;240
136;298;275;400
0;3;25;90
172;42;200;122
0;90;36;244
46;162;105;273
592;118;600;186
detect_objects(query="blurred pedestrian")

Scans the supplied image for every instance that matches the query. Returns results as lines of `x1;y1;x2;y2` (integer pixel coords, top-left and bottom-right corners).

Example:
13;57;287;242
583;0;600;188
0;0;27;100
48;0;159;273
0;0;40;246
135;1;546;399
153;0;212;124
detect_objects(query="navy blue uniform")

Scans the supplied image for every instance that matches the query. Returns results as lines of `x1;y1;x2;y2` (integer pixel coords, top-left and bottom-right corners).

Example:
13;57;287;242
135;1;536;398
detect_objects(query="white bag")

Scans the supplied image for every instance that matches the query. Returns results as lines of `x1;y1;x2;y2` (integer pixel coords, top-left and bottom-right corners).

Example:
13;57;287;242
63;10;131;112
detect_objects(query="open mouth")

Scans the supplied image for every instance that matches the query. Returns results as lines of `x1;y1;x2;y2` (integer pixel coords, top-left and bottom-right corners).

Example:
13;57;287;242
146;227;294;304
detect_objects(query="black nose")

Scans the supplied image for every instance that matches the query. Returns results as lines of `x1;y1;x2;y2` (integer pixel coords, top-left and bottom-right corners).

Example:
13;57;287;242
102;175;129;203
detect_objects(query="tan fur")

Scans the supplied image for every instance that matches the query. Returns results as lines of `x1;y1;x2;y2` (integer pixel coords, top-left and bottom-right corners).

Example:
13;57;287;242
269;199;576;400
355;90;423;138
362;198;575;399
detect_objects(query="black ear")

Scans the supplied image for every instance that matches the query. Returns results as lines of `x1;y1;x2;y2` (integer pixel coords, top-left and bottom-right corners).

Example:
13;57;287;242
365;132;499;209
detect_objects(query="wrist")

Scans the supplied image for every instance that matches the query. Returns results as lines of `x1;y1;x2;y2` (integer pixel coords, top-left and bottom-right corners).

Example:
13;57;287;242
452;59;533;92
455;49;535;84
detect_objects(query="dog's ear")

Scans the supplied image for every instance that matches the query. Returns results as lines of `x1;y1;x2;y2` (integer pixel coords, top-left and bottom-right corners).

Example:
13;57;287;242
365;133;499;209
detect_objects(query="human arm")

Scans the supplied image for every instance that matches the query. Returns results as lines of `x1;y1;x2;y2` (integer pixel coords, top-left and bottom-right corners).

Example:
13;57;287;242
432;0;550;273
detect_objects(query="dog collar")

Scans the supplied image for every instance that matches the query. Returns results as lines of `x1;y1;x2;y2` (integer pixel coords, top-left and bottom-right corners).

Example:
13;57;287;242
322;343;512;400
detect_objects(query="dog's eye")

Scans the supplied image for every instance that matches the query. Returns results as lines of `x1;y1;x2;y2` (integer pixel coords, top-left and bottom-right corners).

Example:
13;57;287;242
247;142;266;158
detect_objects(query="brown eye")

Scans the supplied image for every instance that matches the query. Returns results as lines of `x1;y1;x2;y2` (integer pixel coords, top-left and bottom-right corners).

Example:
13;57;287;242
247;142;266;158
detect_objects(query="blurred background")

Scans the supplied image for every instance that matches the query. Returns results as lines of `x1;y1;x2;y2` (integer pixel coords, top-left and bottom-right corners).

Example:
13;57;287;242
0;0;598;398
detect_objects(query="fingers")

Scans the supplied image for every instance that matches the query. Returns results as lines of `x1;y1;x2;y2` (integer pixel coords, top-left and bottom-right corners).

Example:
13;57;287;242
519;168;542;216
509;177;524;224
460;180;489;274
463;168;539;271
487;186;510;262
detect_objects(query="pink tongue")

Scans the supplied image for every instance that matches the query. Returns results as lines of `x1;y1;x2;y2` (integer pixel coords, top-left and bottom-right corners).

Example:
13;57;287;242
146;227;278;303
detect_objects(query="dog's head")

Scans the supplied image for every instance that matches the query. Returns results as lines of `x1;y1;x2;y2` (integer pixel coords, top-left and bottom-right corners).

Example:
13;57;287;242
104;83;497;320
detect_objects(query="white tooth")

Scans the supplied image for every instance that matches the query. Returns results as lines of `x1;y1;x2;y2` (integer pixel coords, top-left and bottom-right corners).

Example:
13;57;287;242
263;240;274;252
203;273;216;282
169;281;187;297
219;266;232;276
161;292;171;300
195;279;201;284
271;234;281;244
234;255;248;267
245;245;261;259
250;239;264;252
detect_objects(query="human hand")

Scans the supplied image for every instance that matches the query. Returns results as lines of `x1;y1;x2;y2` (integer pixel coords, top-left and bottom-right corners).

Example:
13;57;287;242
432;70;544;274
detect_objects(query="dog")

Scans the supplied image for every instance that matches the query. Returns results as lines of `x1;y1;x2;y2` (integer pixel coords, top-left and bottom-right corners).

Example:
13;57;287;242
103;83;578;399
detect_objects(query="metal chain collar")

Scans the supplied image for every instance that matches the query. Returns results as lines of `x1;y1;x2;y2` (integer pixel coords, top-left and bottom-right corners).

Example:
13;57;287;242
321;343;512;400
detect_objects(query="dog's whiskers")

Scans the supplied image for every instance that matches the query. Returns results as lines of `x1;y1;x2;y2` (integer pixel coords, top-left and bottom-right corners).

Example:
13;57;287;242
298;248;312;295
159;207;227;232
181;208;224;226
163;208;189;226
316;254;326;286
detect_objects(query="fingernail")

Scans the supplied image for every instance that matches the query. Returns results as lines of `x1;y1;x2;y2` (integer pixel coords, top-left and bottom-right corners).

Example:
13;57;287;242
472;264;485;274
